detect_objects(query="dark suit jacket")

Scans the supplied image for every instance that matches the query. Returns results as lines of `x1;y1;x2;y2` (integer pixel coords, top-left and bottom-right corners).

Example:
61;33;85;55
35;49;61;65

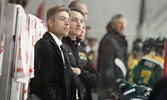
30;32;75;100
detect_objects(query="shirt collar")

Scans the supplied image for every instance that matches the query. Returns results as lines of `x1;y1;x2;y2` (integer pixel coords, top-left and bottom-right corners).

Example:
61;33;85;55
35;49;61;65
50;32;62;47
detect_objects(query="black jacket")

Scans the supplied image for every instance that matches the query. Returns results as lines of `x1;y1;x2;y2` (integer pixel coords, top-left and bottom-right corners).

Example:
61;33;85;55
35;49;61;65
97;30;128;98
30;32;75;100
62;36;99;100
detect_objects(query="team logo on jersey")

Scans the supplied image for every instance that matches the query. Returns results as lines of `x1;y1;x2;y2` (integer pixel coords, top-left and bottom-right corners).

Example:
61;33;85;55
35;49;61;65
79;52;87;61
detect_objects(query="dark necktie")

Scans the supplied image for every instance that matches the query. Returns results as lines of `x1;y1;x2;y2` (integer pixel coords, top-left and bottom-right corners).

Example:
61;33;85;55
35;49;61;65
60;44;66;65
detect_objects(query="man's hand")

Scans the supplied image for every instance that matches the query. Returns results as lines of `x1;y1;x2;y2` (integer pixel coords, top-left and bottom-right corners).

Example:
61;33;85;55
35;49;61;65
71;67;81;75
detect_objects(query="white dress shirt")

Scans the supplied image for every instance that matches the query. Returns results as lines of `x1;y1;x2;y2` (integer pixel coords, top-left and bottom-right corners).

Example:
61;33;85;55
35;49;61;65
50;32;65;65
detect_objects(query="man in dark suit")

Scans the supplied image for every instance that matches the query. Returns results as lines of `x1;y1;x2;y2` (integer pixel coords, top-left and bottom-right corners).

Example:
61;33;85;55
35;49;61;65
29;5;75;100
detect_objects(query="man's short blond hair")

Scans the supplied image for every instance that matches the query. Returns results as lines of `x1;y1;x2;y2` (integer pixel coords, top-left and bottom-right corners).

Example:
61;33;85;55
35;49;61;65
47;5;71;20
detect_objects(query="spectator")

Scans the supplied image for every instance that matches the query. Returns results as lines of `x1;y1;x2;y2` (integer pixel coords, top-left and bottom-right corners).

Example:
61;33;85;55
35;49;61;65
29;5;75;100
62;9;98;100
97;14;128;100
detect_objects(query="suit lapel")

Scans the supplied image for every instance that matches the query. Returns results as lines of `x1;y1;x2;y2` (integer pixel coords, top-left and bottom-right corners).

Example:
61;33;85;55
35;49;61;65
43;32;62;58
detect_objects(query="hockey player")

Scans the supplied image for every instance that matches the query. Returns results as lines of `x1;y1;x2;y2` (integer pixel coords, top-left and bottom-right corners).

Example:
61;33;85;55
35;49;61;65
132;38;164;87
127;38;144;83
155;37;166;57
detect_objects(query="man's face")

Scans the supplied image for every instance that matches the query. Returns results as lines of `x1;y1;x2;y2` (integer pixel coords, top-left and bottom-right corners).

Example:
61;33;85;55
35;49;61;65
112;17;127;35
78;23;86;40
69;11;85;36
49;11;70;38
77;3;88;20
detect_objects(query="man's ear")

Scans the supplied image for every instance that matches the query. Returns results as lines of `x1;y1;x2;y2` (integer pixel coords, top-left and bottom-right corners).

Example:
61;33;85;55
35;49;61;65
48;19;53;27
